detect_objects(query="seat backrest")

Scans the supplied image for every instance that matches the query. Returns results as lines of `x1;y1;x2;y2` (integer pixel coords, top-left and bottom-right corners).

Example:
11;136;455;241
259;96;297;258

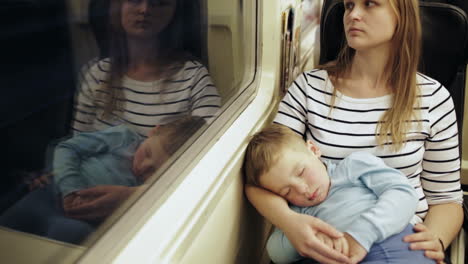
319;0;468;129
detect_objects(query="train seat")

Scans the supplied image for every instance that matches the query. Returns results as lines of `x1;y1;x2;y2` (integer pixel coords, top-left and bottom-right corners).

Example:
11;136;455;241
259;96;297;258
318;0;468;263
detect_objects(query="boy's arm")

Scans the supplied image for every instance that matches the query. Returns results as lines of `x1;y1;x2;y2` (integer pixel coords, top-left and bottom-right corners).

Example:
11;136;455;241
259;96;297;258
53;126;136;197
343;152;419;252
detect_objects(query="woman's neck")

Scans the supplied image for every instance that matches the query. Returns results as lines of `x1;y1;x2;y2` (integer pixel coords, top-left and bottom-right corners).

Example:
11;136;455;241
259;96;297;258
340;46;393;98
127;38;161;67
126;38;165;81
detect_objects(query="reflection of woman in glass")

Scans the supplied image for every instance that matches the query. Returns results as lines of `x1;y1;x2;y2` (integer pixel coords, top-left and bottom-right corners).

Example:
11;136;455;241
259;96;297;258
73;0;221;136
0;0;220;245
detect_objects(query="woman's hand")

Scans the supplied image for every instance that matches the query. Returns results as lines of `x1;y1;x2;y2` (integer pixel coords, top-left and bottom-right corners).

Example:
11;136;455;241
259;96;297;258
404;223;446;264
63;185;138;222
316;232;349;256
282;212;351;264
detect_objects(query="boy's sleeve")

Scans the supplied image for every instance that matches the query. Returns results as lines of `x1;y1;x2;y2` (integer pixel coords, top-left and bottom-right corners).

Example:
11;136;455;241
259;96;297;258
266;227;302;264
53;126;134;197
266;206;304;264
343;152;419;252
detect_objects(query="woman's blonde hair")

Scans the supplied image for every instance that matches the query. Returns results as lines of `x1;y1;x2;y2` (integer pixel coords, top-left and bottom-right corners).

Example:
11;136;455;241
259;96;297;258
320;0;422;150
100;0;191;118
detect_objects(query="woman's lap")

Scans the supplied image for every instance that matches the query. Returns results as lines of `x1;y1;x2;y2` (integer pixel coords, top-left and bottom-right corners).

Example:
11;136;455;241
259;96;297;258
0;184;94;244
360;224;435;264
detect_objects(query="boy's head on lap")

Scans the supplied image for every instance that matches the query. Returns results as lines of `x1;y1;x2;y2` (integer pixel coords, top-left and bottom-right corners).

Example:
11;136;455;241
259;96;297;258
244;124;330;207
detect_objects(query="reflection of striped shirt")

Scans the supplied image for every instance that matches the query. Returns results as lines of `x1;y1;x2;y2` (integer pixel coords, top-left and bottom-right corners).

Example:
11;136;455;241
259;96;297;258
71;58;221;137
274;69;462;224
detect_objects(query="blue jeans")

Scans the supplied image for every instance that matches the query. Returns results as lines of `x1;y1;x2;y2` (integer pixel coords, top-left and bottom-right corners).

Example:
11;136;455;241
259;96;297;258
0;184;94;244
359;224;435;263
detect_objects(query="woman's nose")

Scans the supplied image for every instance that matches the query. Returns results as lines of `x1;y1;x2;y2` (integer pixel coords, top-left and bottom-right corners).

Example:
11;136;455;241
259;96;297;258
348;6;363;21
137;0;152;14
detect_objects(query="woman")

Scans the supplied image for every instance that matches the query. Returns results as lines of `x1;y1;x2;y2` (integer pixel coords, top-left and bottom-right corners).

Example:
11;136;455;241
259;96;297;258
246;0;463;263
72;0;221;136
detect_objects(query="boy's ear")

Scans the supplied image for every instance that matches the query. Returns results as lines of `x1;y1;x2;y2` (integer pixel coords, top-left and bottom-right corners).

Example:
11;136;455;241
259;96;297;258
306;140;321;157
148;125;160;137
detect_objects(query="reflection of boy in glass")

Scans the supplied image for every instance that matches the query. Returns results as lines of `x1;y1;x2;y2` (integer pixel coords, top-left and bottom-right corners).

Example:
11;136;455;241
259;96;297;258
0;116;205;243
244;124;433;264
58;116;205;221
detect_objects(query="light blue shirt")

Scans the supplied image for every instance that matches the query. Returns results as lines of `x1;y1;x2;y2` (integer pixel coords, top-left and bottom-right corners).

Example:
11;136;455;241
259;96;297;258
53;125;143;197
267;152;419;263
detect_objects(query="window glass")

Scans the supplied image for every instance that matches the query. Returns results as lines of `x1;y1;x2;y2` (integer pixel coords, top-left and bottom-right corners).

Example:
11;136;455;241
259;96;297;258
299;0;322;71
0;0;256;262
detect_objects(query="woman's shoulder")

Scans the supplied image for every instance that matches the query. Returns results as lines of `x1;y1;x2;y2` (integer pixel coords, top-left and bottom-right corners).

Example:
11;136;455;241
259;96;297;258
416;72;452;99
81;57;111;77
289;69;331;94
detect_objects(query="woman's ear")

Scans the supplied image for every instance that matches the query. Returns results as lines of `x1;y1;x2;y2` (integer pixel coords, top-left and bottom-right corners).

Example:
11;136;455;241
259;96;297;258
306;140;321;157
148;125;160;137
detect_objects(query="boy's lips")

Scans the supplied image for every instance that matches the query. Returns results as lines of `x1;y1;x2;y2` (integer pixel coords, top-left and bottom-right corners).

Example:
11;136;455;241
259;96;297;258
309;189;319;200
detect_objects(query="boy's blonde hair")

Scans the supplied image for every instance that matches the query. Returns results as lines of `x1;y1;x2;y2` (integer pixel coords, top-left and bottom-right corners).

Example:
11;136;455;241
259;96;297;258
156;116;206;156
244;123;306;186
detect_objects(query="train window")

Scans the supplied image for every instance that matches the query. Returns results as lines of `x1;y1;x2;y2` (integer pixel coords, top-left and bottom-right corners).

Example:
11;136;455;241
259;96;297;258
0;0;258;262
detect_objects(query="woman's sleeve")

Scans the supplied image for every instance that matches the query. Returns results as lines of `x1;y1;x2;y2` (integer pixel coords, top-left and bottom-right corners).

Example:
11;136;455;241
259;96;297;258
70;59;101;134
189;64;221;121
422;85;463;205
273;73;309;136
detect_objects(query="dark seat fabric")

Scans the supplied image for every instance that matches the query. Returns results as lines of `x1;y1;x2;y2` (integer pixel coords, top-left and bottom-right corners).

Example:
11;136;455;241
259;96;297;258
319;0;468;130
0;0;76;209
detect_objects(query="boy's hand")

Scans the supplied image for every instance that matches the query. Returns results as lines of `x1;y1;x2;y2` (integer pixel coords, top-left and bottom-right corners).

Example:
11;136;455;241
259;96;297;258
63;185;137;222
344;233;367;264
316;232;349;256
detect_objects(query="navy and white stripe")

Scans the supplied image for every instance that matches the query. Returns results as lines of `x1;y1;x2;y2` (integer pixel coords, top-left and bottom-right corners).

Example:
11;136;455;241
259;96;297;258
71;58;221;136
274;70;462;224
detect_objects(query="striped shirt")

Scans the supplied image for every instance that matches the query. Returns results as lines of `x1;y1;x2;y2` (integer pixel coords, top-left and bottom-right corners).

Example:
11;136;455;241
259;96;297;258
71;58;221;137
274;69;462;224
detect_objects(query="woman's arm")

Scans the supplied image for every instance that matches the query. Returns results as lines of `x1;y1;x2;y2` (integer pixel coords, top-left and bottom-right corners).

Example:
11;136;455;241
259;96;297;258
424;203;463;249
245;185;351;264
405;84;463;262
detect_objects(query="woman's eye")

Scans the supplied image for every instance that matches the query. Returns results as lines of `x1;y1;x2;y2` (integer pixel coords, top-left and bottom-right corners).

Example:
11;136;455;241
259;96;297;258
344;2;354;10
365;0;376;7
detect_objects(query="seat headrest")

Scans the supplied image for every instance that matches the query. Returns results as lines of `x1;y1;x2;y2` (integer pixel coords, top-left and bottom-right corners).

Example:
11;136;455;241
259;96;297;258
319;0;468;89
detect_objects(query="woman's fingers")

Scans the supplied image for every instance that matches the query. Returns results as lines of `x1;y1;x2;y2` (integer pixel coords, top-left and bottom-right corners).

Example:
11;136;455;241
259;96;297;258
298;238;351;264
424;249;445;262
312;217;344;238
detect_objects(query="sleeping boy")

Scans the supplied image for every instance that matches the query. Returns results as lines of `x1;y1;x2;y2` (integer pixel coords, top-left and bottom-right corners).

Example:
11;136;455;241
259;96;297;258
243;123;434;264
